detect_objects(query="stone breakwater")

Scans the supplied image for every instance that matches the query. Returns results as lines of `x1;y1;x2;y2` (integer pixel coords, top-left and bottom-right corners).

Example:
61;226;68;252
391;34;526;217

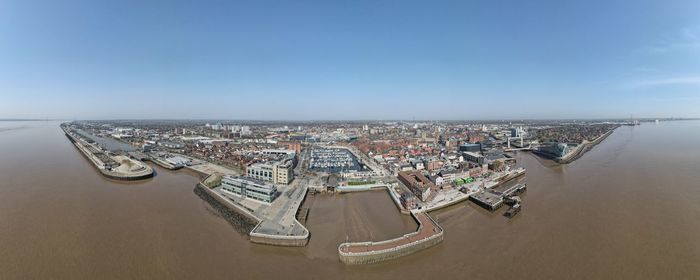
194;184;257;235
338;212;444;265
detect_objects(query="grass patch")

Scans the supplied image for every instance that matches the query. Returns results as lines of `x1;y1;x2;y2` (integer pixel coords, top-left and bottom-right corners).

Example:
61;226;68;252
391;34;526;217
204;174;222;188
346;180;375;186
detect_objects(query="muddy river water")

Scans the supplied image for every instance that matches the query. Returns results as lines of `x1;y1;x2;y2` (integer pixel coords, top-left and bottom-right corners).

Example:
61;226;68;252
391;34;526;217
1;121;699;279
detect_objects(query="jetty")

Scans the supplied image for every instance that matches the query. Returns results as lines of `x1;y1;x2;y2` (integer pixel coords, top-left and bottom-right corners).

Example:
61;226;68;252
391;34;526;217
470;183;527;211
62;124;154;180
338;211;443;265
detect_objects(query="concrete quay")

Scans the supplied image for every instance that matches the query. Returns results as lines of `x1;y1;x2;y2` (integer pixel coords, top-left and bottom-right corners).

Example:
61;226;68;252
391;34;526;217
337;183;408;214
63;126;154;181
198;172;311;247
149;157;184;171
249;181;310;246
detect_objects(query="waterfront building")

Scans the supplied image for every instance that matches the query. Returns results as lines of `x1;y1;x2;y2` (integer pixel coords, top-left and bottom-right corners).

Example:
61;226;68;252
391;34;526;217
142;143;154;152
246;157;295;185
273;159;294;185
397;171;437;202
400;192;418;210
538;142;569;158
247;163;275;182
221;176;277;203
165;156;190;167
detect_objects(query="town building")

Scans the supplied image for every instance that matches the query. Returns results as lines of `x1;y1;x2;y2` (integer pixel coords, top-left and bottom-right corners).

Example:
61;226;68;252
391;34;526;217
262;149;296;157
538;142;570;158
463;151;485;165
246;156;295;185
221;176;277;203
459;143;481;152
400;192;418;210
397;171;437;202
410;159;425;170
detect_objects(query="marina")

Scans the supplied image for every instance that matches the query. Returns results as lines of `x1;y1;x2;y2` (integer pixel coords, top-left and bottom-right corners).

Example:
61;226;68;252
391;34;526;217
308;147;364;173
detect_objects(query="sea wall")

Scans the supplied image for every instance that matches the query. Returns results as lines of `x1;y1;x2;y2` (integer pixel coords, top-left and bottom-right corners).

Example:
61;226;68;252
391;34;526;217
102;171;155;181
559;129;615;164
337;184;409;214
249;230;309;246
195;176;310;246
193;183;258;235
338;213;444;265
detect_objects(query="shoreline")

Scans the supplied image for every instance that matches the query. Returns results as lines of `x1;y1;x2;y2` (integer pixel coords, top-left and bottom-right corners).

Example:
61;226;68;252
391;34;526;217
558;128;615;164
533;127;616;165
62;123;309;247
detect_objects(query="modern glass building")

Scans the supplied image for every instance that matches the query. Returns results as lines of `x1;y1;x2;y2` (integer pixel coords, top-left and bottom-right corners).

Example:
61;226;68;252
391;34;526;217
221;176;278;203
459;143;481;152
538;142;570;158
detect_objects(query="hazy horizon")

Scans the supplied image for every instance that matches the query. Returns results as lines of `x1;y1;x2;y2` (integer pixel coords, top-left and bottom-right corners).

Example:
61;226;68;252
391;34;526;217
1;116;696;122
2;0;699;120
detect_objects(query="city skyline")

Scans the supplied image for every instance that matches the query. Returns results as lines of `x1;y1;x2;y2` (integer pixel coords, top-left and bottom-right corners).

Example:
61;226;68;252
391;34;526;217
2;0;700;120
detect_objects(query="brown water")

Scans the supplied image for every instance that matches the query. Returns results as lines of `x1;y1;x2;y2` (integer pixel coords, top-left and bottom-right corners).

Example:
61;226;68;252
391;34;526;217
2;121;700;279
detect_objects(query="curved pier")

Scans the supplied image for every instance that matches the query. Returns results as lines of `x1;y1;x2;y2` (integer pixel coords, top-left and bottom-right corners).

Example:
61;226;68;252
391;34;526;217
338;211;444;265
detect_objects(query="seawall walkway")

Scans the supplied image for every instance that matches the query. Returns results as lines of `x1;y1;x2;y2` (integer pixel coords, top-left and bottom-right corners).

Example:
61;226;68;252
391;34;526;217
338;212;443;265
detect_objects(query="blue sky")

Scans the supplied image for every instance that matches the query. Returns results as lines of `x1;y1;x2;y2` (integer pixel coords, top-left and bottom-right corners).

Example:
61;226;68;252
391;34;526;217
1;0;699;120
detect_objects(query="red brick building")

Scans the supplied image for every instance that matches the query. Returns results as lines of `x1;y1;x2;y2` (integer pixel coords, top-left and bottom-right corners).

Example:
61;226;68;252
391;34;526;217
397;171;437;202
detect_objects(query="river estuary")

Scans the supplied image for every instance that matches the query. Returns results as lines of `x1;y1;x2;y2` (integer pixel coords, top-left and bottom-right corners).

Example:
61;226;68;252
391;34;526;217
1;121;700;279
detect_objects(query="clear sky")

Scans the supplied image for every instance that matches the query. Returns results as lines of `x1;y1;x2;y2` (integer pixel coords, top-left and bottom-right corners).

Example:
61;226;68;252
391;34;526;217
1;0;699;120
